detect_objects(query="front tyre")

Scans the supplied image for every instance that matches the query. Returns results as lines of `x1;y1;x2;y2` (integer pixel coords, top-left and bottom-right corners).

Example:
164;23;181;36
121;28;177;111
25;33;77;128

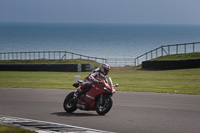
63;92;77;113
95;96;113;115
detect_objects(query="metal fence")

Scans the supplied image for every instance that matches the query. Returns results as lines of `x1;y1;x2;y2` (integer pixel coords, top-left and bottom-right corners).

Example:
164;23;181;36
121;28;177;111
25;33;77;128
0;51;107;64
106;58;135;67
1;42;200;67
105;42;200;67
134;42;200;66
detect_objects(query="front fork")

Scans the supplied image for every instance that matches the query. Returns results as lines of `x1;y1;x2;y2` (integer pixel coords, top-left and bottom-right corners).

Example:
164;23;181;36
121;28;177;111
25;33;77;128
100;94;103;105
99;94;110;105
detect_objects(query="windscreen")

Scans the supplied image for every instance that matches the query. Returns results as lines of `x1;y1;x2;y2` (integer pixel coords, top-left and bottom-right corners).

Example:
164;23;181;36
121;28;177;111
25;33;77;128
108;77;113;88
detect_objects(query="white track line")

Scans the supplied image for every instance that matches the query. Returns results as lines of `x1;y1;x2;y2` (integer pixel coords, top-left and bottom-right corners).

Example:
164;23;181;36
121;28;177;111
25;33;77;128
0;115;114;133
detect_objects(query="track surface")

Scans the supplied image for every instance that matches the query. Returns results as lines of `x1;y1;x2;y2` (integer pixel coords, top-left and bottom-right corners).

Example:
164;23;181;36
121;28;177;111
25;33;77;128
0;88;200;133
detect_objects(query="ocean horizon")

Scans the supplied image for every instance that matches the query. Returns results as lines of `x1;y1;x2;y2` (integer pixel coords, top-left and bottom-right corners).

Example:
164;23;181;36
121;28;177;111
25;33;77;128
0;22;200;59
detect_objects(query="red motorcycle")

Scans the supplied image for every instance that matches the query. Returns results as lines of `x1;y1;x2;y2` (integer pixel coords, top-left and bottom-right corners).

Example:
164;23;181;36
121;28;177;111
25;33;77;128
63;77;118;115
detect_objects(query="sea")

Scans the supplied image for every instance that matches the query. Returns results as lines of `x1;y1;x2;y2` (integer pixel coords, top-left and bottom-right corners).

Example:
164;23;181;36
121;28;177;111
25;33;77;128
0;22;200;59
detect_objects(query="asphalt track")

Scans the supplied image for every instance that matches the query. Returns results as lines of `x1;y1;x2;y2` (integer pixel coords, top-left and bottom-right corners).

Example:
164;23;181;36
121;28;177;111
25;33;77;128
0;88;200;133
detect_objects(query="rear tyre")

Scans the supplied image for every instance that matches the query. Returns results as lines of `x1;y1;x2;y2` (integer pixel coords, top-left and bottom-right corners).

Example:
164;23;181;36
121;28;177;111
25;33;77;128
63;92;77;113
95;96;113;115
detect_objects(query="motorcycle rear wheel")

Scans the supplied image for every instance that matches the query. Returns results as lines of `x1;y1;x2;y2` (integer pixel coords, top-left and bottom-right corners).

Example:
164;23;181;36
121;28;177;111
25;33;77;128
63;92;77;113
95;96;113;115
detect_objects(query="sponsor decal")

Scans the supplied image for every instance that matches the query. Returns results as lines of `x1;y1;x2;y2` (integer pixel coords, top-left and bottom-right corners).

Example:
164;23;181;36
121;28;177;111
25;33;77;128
86;95;95;100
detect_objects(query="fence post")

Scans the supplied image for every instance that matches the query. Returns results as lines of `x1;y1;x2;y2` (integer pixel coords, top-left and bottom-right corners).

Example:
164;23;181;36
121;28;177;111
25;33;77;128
184;44;186;54
146;53;147;60
59;51;61;59
105;59;108;64
29;52;31;60
43;51;45;59
193;43;195;53
48;51;50;59
168;45;170;55
134;58;136;66
7;52;9;60
161;46;163;56
156;48;158;58
25;52;27;60
34;52;35;60
176;45;178;54
65;51;67;59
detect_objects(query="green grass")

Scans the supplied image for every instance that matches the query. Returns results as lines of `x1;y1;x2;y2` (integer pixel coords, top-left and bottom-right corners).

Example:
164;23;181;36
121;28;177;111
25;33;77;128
0;67;200;95
0;53;200;95
0;125;36;133
151;52;200;61
111;67;200;94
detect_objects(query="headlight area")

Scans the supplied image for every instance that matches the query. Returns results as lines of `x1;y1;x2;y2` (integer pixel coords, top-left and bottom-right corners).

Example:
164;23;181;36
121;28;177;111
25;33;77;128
104;87;112;92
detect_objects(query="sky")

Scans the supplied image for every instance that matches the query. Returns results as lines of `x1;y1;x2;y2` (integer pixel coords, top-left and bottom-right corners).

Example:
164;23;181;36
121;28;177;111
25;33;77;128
0;0;200;24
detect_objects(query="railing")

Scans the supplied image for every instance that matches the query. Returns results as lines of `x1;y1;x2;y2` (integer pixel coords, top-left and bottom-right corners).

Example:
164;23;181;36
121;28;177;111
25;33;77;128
106;58;135;67
0;51;107;64
0;42;200;67
105;42;200;67
134;42;200;66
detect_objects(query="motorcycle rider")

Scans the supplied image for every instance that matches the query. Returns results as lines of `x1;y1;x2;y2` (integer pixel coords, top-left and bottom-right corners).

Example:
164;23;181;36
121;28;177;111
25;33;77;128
74;63;110;98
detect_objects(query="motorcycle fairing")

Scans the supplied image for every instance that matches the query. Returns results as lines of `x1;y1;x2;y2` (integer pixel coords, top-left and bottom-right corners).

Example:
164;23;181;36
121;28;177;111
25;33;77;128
77;82;114;110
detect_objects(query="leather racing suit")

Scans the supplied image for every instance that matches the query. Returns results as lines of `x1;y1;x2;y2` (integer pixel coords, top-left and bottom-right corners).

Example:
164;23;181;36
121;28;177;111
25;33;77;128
75;68;105;97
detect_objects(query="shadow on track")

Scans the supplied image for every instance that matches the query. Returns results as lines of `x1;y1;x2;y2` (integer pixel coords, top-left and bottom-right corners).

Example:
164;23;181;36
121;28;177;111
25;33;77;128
51;112;100;117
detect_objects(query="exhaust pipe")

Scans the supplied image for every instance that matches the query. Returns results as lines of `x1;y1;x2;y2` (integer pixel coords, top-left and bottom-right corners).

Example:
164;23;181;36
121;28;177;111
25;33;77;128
76;104;86;110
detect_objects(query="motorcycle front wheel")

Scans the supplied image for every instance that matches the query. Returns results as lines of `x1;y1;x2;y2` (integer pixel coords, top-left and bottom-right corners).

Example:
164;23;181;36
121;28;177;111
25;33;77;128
63;92;77;113
95;96;113;115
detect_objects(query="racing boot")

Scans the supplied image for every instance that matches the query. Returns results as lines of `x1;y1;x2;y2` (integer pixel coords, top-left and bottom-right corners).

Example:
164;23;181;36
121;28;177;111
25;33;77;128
74;88;83;98
74;84;90;99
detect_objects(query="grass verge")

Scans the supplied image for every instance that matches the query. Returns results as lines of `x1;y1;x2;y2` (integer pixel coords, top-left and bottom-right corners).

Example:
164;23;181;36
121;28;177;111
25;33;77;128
0;67;200;95
151;52;200;61
0;125;36;133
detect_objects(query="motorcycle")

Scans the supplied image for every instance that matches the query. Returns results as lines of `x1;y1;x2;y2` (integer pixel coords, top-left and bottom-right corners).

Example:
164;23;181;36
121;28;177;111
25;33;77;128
63;77;118;115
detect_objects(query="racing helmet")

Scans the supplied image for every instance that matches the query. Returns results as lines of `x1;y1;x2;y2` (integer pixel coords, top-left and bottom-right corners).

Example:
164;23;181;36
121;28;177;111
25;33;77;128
99;63;110;75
